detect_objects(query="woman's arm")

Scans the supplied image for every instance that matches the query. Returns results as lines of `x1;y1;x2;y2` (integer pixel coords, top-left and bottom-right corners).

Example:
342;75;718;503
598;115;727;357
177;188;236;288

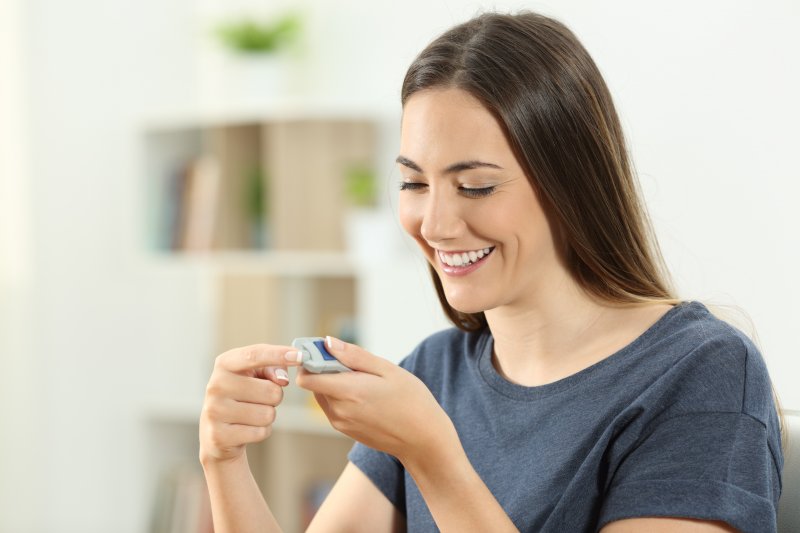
199;344;302;533
307;462;405;533
601;517;738;532
401;431;518;532
298;337;520;533
201;452;281;533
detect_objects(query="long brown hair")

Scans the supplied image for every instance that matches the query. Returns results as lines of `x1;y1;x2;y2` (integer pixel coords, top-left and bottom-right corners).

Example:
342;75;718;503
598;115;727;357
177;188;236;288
401;10;679;331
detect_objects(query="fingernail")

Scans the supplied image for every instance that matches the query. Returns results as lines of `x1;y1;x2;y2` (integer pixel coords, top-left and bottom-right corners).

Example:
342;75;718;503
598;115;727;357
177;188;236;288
285;351;303;362
275;368;289;382
326;336;345;351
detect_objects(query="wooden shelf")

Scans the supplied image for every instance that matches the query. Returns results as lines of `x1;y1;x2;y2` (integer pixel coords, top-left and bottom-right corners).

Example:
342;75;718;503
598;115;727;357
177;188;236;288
142;100;396;132
273;404;342;437
149;250;357;277
143;118;378;253
144;399;350;533
144;402;342;439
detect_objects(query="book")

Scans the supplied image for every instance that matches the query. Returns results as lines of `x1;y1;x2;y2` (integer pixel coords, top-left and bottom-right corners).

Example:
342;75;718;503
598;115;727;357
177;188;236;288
177;154;221;251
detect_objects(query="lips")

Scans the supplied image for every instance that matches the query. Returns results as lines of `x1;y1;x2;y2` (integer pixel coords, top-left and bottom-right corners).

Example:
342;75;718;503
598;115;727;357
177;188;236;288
437;246;494;276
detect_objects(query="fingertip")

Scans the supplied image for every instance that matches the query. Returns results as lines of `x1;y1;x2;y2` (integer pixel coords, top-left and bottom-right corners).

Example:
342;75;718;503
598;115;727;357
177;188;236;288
284;350;304;364
275;368;290;384
326;335;345;352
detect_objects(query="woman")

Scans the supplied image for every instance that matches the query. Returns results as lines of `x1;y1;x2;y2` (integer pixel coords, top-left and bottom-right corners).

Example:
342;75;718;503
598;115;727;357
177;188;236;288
199;11;782;533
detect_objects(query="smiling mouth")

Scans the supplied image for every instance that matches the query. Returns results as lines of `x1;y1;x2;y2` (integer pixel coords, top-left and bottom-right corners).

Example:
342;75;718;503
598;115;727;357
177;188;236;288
437;247;495;267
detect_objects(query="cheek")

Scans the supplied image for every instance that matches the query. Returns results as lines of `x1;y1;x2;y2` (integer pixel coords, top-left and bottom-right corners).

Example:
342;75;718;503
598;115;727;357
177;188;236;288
503;198;558;259
397;196;421;237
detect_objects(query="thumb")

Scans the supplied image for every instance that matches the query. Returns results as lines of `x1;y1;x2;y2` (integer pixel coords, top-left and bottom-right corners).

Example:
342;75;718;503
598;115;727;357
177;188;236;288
324;336;391;375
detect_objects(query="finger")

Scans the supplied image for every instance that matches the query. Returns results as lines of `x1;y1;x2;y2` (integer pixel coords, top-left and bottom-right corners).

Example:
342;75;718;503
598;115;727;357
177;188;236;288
217;423;272;447
296;366;362;398
216;344;303;373
208;398;277;427
322;336;393;375
207;374;284;406
260;365;291;386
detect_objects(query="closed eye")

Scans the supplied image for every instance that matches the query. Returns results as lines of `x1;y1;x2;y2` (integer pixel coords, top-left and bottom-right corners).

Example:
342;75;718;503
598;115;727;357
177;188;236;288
459;186;496;198
399;181;427;191
399;182;497;199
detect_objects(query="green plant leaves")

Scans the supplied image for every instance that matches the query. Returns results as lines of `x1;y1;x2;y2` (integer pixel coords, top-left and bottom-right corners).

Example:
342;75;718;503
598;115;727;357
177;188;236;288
215;13;302;54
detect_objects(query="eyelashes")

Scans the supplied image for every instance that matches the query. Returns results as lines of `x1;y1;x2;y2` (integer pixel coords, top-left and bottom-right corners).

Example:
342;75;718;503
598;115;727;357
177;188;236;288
460;186;496;199
398;182;426;192
398;182;496;199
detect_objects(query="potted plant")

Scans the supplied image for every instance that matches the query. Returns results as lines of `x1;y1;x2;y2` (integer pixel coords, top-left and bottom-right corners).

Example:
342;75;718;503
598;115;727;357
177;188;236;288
202;12;304;108
342;163;395;263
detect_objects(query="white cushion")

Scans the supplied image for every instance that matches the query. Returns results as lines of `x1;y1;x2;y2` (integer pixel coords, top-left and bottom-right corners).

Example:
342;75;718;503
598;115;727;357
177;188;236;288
778;411;800;532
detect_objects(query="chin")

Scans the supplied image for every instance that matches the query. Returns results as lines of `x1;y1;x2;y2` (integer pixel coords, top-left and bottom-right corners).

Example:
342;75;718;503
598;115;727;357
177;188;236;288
448;302;484;314
443;288;492;315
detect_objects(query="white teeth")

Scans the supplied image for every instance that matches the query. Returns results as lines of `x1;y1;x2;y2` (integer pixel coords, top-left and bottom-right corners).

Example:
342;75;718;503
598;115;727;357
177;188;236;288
439;247;494;267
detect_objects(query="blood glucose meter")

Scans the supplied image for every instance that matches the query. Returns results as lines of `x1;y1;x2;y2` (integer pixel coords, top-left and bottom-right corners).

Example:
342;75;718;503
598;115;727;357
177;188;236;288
291;337;352;374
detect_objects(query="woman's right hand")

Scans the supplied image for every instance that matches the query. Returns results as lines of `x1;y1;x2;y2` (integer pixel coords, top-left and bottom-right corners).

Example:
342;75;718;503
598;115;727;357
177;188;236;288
199;344;303;465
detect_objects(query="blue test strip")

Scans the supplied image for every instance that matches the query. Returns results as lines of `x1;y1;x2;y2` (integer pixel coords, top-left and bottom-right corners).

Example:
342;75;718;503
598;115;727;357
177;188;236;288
313;340;336;361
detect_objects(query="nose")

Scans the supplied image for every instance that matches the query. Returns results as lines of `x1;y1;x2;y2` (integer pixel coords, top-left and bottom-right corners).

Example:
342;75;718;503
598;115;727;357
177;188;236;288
420;188;465;244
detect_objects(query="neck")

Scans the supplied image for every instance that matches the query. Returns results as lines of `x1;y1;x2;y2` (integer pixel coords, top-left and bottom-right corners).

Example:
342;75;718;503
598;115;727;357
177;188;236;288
484;273;617;387
483;278;674;387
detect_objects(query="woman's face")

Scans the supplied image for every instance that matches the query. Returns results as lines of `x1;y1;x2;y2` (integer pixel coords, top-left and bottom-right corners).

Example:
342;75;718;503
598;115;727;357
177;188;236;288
397;87;563;314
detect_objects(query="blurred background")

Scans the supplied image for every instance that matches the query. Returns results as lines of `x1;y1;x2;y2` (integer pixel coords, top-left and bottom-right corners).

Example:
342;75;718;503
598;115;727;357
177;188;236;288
0;0;798;531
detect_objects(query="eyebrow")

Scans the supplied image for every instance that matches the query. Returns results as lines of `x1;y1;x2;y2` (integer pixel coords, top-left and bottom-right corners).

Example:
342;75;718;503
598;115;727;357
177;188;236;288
395;155;503;174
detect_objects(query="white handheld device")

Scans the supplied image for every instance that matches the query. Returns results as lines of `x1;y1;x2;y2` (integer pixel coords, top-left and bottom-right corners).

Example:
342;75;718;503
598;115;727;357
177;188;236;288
291;337;352;374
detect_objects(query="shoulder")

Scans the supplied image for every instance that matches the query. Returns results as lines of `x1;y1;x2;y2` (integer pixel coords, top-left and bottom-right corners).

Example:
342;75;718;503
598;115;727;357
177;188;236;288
657;300;752;358
653;301;773;424
599;304;783;530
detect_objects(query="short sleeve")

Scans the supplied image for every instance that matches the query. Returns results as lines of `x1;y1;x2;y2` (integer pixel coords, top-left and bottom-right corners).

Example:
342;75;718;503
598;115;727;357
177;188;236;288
599;411;781;533
347;442;406;513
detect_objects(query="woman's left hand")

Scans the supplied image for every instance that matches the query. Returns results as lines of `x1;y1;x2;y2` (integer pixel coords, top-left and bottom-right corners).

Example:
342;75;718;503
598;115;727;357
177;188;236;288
295;336;458;465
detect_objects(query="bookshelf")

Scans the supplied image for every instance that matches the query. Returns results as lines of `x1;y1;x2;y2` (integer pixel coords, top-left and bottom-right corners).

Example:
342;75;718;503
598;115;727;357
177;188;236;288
143;116;377;254
142;109;384;533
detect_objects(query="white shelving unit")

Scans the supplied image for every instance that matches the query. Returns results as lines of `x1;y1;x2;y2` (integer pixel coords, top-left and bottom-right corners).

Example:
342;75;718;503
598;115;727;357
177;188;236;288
141;108;380;533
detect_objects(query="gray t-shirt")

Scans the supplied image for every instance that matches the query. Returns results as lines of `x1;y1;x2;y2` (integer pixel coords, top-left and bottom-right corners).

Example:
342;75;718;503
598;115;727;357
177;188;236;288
348;301;783;532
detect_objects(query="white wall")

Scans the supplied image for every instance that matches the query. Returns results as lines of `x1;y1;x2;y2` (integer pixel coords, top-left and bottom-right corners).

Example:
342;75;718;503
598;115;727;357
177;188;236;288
3;0;798;531
559;1;800;405
22;1;210;530
0;0;41;530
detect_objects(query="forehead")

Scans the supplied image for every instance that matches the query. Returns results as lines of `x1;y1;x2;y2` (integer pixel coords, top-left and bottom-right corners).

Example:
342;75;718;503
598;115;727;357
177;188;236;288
399;88;513;164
